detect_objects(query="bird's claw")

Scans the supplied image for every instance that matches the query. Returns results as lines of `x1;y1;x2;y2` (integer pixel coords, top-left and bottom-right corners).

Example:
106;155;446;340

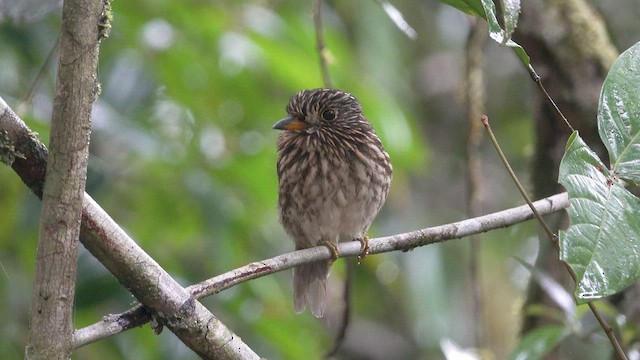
356;236;370;264
320;240;340;264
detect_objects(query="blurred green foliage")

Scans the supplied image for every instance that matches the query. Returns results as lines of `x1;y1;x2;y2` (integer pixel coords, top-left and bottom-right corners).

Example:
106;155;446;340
1;0;639;359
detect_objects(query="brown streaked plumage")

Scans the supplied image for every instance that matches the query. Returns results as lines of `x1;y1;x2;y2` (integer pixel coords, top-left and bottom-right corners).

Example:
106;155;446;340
274;88;392;317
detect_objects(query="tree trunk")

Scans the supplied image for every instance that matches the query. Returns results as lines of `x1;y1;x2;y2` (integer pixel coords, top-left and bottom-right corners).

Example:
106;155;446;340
25;0;105;358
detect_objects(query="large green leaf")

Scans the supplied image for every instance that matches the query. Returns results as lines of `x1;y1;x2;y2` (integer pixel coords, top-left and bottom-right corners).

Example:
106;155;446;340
598;42;640;183
559;132;640;302
439;0;485;18
559;42;640;302
507;325;567;360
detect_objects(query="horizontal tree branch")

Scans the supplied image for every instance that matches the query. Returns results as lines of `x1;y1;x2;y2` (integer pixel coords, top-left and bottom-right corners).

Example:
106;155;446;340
74;191;570;347
191;192;569;296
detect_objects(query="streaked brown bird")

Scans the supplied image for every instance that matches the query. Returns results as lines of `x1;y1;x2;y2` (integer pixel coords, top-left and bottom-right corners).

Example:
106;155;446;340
274;88;392;317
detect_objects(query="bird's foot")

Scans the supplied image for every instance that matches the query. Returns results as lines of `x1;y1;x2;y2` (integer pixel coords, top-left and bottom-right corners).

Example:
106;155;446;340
320;240;340;264
356;236;370;264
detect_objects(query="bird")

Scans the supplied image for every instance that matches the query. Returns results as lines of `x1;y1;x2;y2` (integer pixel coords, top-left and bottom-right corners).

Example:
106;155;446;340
273;88;392;318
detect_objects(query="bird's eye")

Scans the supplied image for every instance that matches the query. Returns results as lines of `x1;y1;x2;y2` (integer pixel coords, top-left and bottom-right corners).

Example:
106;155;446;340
322;109;335;121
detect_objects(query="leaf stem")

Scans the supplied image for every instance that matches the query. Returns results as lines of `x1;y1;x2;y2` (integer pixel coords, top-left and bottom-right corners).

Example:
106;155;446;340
526;65;575;132
481;115;556;241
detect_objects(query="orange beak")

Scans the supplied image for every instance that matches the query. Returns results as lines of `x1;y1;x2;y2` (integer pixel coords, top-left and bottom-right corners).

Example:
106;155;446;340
273;116;309;131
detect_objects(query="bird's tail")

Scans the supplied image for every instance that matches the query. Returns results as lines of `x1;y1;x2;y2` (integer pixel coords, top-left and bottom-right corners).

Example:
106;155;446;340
293;261;331;318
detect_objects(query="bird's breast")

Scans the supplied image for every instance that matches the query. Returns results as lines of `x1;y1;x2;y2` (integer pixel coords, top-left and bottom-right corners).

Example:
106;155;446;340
277;136;389;245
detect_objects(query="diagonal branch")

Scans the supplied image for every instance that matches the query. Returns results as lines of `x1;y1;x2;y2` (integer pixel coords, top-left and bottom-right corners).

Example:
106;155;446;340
0;97;259;359
74;192;570;347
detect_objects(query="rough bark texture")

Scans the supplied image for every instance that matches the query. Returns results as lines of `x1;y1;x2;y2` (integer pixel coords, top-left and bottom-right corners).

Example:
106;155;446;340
80;194;260;359
514;0;618;336
0;101;48;197
25;0;104;358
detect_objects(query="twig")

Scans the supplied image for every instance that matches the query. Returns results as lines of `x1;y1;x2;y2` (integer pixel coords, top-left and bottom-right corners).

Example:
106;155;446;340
526;65;575;132
481;115;556;241
17;38;60;117
481;115;627;360
324;260;353;359
73;306;151;349
313;0;333;88
73;192;570;347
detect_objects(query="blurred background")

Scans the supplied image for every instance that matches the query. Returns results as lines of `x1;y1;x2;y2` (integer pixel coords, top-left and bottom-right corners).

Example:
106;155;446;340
1;0;639;359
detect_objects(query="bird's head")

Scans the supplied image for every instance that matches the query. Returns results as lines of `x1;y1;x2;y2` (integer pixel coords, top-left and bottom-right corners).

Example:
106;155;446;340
273;89;364;134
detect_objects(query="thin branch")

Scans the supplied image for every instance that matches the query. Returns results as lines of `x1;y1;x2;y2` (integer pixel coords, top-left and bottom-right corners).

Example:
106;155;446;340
73;192;570;346
587;301;626;360
16;37;60;118
481;116;556;241
191;192;569;295
73;306;151;349
324;260;353;359
526;65;575;133
313;0;332;88
482;115;627;360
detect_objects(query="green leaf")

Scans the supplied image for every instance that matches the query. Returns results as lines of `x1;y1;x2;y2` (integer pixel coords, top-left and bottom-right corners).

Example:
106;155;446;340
479;0;530;65
439;0;486;18
441;0;530;65
558;132;640;302
598;41;640;183
559;42;640;303
501;0;521;43
507;325;567;360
